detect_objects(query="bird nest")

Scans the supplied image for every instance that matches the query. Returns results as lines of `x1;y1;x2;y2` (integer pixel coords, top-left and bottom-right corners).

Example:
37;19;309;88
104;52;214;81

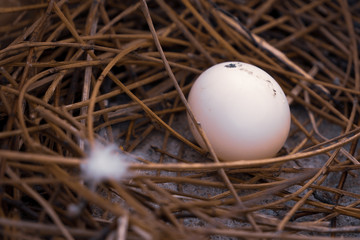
1;0;360;239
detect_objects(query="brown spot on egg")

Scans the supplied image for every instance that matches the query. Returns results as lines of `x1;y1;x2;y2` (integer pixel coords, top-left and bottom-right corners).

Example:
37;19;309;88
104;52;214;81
225;63;236;68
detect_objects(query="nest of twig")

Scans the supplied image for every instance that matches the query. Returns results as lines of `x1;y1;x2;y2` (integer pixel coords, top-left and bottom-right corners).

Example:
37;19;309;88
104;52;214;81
1;0;360;239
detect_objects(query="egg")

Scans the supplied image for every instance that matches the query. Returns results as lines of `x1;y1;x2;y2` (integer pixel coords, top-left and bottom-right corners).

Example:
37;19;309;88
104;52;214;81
187;62;290;161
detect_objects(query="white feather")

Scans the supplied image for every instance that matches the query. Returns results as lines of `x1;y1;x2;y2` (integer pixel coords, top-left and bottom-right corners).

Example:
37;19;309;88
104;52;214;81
81;142;129;182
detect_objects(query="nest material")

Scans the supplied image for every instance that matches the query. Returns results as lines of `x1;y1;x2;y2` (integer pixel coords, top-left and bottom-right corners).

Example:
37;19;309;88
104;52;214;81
1;0;360;239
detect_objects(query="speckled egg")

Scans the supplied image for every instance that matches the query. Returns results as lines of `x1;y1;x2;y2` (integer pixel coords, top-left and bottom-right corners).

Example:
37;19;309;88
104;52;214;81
187;62;290;161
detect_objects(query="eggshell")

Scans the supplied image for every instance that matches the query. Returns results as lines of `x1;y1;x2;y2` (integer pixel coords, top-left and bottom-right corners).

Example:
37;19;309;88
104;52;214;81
187;61;290;161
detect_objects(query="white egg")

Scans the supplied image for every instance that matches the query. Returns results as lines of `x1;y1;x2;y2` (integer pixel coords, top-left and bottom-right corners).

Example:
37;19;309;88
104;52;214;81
187;62;290;161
